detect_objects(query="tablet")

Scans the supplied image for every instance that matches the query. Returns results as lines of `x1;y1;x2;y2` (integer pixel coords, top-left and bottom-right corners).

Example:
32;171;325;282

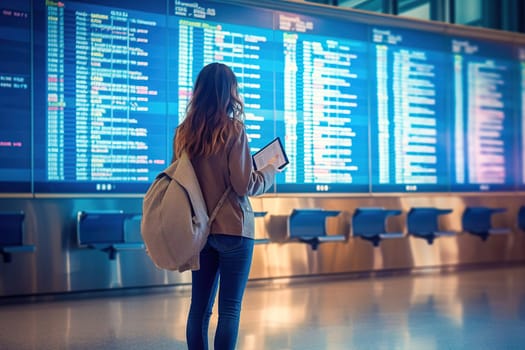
252;137;289;171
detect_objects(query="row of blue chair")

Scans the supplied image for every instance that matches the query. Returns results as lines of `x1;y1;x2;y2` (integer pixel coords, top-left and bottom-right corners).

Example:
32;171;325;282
1;206;524;262
0;211;144;262
286;206;520;249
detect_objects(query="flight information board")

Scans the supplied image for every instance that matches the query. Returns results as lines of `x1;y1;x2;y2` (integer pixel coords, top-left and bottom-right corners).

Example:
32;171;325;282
369;26;450;192
275;11;370;193
448;36;518;192
3;0;525;196
34;0;169;194
0;0;32;193
170;0;276;154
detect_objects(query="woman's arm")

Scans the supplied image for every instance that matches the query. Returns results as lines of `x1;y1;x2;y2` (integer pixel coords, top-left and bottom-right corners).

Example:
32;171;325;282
228;127;276;197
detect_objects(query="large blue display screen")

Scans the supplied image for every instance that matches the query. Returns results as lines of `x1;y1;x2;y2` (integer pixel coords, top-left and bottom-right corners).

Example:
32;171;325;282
517;46;525;190
274;11;370;193
169;1;276;154
448;36;518;192
0;0;32;193
33;0;169;194
369;26;450;193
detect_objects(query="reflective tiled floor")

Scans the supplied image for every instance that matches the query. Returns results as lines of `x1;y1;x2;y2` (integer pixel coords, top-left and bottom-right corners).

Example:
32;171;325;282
1;266;525;349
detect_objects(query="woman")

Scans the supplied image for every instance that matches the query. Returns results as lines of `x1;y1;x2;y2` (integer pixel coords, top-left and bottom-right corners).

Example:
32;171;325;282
173;62;277;350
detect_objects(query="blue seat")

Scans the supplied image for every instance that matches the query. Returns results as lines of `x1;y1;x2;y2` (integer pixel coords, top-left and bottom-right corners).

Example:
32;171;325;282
352;207;403;247
288;209;344;250
0;212;36;263
407;207;455;245
462;206;509;241
77;211;144;260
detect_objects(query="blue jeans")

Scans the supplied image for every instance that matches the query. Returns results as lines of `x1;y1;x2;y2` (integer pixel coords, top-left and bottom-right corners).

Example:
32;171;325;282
186;234;254;350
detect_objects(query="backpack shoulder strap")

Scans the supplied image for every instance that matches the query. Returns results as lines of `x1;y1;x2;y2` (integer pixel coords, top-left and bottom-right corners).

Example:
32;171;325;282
175;151;231;226
208;186;232;225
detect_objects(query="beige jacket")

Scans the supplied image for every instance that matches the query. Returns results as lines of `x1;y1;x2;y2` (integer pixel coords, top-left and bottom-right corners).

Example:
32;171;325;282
173;123;276;239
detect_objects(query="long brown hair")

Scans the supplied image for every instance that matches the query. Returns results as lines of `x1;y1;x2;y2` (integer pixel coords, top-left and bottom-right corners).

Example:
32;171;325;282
175;63;244;159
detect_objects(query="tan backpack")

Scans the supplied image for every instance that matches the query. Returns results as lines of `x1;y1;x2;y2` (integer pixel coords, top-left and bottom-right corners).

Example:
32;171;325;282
141;152;230;272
